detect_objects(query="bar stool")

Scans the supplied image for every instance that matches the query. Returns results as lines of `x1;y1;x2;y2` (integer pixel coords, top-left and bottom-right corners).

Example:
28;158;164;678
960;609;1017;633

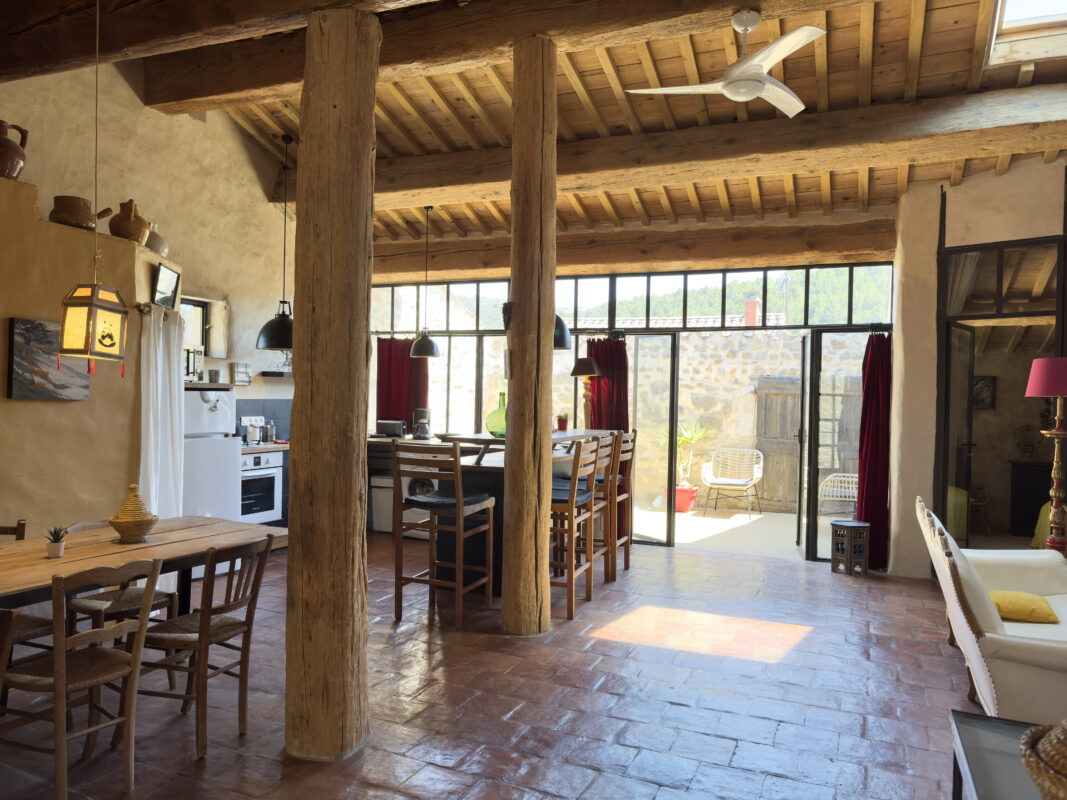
393;441;494;627
606;430;637;581
550;439;605;619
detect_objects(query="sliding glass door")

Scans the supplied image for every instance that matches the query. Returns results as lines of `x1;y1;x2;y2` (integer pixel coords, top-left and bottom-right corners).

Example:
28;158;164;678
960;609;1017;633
628;334;674;545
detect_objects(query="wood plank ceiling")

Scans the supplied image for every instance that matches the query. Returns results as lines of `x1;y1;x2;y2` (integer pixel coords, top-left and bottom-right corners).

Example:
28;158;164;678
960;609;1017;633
220;0;1067;242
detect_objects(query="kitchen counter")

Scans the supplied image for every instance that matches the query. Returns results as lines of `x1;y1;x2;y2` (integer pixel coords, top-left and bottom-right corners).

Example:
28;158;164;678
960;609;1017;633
242;443;290;455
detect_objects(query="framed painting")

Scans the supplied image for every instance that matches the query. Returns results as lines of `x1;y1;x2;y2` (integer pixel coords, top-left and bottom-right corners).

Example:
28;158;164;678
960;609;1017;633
7;318;90;400
972;375;996;411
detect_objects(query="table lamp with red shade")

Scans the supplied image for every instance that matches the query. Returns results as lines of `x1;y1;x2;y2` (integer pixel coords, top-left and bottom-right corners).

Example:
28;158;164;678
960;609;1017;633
1025;357;1067;554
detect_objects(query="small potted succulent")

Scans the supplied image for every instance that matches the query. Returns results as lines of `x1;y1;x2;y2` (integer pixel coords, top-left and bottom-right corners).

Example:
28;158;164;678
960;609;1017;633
45;526;68;558
557;412;569;432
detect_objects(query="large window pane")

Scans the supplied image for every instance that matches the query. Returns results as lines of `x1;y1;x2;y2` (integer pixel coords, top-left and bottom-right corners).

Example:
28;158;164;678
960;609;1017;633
556;278;576;328
553;344;578;428
479;282;507;330
686;273;722;327
852;265;893;324
649;275;684;328
725;271;764;327
426;336;449;433
449;283;478;330
448;337;477;433
481;335;508;431
615;276;648;328
577;277;610;329
419;284;448;331
808;267;849;325
393;285;417;332
370;287;392;331
766;270;806;327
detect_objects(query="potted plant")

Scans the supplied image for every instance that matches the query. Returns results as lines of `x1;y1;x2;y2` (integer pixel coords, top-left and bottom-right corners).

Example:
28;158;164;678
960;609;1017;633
557;412;569;432
665;422;710;513
46;526;68;558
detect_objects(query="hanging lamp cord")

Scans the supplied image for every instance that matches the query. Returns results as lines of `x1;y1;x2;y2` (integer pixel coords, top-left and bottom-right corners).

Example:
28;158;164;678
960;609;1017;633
92;0;100;283
423;205;433;330
282;137;289;305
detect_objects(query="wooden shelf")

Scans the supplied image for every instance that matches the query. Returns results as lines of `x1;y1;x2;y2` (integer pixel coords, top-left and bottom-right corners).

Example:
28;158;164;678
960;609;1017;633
259;370;293;378
184;381;234;391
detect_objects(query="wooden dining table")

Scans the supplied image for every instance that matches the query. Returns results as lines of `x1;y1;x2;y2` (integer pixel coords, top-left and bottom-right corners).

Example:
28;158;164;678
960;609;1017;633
0;517;286;613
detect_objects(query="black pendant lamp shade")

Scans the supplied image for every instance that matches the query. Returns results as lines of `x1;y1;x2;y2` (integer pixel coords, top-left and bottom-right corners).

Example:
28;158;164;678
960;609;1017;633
554;315;572;350
258;135;294;351
411;205;440;358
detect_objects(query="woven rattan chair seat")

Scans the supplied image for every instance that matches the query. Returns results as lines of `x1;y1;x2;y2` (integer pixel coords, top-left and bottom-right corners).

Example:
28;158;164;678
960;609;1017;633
69;587;173;616
145;611;246;648
12;612;52;643
4;647;132;693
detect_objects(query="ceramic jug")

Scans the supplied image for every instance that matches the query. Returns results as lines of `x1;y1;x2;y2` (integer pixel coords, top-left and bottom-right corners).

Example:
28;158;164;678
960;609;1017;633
49;196;112;230
0;120;28;180
145;222;169;257
109;199;150;245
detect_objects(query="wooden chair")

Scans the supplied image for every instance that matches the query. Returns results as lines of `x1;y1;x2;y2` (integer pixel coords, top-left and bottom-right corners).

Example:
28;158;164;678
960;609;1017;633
605;430;637;582
550;439;606;619
0;559;162;800
393;441;494;628
137;536;273;759
700;447;764;518
0;519;26;542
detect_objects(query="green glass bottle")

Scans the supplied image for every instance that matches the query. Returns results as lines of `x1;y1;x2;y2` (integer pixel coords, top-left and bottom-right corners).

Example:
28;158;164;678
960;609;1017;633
486;391;507;438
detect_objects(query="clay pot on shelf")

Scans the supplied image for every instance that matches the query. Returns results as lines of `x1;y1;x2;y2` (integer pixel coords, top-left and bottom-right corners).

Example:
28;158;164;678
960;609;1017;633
49;196;113;230
145;222;169;257
109;199;150;245
0;120;28;180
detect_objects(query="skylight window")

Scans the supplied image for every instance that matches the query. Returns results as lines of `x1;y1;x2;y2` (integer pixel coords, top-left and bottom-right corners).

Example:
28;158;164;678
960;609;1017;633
1001;0;1067;29
987;0;1067;66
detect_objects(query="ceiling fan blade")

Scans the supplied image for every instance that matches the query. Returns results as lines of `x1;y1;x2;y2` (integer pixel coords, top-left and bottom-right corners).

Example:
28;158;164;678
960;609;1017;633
734;25;826;75
627;81;725;96
759;75;807;118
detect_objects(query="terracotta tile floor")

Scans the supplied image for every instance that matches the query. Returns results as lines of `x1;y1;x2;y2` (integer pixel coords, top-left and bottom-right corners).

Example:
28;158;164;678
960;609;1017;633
0;533;979;799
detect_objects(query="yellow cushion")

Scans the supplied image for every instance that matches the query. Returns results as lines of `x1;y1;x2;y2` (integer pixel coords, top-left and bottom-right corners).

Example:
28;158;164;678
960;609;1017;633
1033;501;1052;549
989;590;1060;623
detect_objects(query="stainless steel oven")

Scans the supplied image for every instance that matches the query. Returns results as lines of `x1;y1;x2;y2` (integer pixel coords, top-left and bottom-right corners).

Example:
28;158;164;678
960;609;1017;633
241;450;283;524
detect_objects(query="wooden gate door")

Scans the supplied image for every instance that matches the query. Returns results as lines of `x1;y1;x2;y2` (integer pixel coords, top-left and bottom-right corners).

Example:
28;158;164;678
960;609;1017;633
754;376;802;512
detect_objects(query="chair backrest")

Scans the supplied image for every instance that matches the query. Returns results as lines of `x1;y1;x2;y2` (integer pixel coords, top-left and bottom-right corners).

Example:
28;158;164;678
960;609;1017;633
53;559;163;694
709;448;763;481
594;434;615;485
818;473;858;501
199;536;274;628
561;439;599;507
0;519;26;542
0;609;15;686
608;430;637;498
392;441;465;523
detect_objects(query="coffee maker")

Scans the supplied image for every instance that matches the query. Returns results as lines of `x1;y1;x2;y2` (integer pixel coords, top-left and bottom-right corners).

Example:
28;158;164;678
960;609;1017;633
412;408;431;440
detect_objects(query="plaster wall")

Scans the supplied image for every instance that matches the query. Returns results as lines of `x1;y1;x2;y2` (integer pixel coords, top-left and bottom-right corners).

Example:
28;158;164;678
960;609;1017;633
890;156;1065;577
0;62;294;401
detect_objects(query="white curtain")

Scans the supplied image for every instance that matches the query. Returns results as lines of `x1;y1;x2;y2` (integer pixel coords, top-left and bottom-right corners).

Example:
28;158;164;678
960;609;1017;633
946;251;981;317
139;307;185;518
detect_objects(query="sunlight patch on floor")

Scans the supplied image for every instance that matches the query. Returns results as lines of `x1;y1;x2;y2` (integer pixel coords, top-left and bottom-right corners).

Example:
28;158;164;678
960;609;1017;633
588;605;813;663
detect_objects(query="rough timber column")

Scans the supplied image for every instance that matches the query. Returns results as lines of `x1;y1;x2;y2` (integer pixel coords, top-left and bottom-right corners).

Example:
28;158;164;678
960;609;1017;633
286;8;380;760
502;34;557;636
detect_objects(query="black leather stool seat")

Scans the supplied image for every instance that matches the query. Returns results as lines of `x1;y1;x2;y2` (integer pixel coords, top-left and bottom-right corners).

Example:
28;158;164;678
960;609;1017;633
552;487;594;506
407;492;491;510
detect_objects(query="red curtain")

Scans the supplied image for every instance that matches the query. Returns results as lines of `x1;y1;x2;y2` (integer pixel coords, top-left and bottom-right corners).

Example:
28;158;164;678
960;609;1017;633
587;338;629;431
857;332;892;570
376;337;428;427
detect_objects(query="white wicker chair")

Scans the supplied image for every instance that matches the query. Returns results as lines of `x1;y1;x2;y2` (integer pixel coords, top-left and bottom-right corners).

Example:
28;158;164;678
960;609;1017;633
700;448;764;518
817;473;859;516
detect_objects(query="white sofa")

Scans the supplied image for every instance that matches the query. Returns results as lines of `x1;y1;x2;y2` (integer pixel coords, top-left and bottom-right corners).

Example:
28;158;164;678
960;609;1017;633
916;496;1067;724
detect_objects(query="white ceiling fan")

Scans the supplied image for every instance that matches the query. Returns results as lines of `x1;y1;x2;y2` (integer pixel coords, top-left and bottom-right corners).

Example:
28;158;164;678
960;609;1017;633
627;9;825;118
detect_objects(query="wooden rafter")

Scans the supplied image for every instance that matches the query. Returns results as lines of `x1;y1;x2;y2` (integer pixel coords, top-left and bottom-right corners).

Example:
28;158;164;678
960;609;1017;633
635;40;677;130
685;183;705;222
897;164;910;197
374;216;399;242
1042;327;1057;353
720;28;748;123
1003;250;1023;294
249;103;287;137
560;51;611;137
821;171;832;216
598;191;624;227
656;186;678;224
435;205;467;238
277;99;301;125
386;208;420;240
460;202;491;236
1033;249;1058;297
858;2;875;107
950;159;965;186
748;176;764;220
1006;326;1027;353
596;46;643;135
452;72;509;147
813;10;829;113
715;179;733;221
383;82;454;153
227;107;290;163
556;210;570;233
484;201;510;232
566;193;595;229
764;19;785;84
783;173;798;218
858;167;870;212
375;133;397;158
968;0;996;92
677;35;710;126
417;75;482;150
557;107;578;141
1044;149;1061;164
628;189;651;226
904;0;927;101
998;64;1036;175
375;100;426;154
484;65;513;107
974;326;992;354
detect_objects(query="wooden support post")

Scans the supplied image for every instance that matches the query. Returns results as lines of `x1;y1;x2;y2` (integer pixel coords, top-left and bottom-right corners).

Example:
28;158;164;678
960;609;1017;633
502;34;557;636
286;7;380;761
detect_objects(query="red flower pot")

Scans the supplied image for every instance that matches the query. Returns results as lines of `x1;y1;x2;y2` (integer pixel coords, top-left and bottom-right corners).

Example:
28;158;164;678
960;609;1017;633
665;485;700;513
557;418;568;431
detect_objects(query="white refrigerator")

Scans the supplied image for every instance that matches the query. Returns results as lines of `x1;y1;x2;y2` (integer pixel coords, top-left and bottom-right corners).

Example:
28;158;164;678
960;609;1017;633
183;388;241;520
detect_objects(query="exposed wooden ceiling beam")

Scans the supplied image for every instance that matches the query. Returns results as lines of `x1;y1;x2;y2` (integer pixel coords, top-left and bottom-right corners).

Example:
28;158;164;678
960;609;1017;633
227;107;290;164
435;205;467;238
635;41;677;130
566;193;596;229
715;179;733;222
274;85;1067;210
372;219;897;281
385;208;420;240
965;315;1054;327
897;164;910;197
950;159;965;186
628;189;651;226
484;66;513;108
0;0;421;81
144;0;869;114
764;19;786;84
484;201;511;232
375;100;426;155
1042;326;1057;353
858;3;875;107
968;0;996;93
783;174;798;218
1033;249;1058;297
748;177;764;220
384;82;454;153
597;46;643;135
821;172;833;215
657;186;678;223
720;28;749;123
858;167;870;212
974;326;992;354
686;183;706;223
904;0;927;101
460;203;491;236
452;72;509;147
560;52;611;138
418;75;483;150
598;191;624;227
812;10;830;113
997;64;1037;175
1006;326;1028;352
678;36;711;126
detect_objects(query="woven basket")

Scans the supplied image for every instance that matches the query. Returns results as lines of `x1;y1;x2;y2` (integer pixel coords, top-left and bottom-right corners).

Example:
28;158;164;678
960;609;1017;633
109;484;158;544
1022;723;1067;799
